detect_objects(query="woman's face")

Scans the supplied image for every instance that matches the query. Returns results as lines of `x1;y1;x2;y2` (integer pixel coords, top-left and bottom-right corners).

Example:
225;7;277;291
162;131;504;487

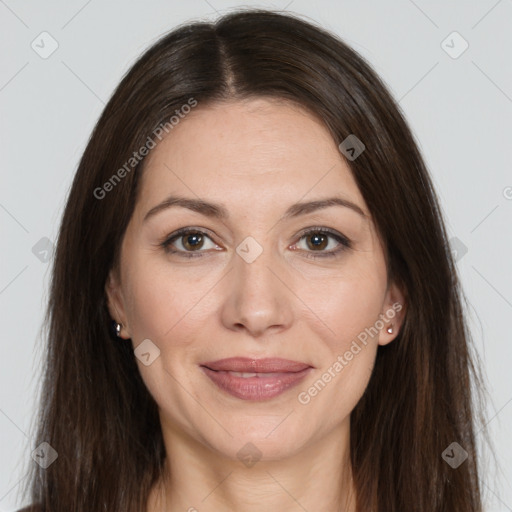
106;98;404;462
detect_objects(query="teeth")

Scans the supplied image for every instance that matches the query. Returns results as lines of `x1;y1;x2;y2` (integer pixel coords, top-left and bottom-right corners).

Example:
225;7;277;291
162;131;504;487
228;371;283;378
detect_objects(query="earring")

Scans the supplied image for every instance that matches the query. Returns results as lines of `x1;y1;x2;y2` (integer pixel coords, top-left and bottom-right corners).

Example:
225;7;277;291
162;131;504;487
386;325;393;334
115;322;122;337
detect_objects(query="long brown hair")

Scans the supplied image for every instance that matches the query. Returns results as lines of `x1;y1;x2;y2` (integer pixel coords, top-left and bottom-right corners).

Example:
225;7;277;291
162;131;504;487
20;8;489;511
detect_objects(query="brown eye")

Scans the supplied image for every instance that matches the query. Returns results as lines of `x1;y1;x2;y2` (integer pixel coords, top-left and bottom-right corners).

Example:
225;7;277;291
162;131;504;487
305;232;329;251
181;232;205;251
293;228;351;259
161;228;218;258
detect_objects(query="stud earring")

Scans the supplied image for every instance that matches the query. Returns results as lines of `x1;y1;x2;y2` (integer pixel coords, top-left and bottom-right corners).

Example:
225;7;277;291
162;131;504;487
115;322;122;337
386;325;393;334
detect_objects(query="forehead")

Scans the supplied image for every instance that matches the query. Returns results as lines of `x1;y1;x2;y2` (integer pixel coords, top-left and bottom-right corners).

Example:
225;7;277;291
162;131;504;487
136;98;366;219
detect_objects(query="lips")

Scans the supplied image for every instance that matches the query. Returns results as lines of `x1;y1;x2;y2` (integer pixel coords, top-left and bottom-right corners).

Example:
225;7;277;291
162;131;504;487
200;357;312;373
199;357;313;400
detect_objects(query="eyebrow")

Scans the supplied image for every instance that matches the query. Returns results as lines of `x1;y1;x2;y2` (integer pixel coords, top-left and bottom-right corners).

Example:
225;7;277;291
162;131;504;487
143;194;367;223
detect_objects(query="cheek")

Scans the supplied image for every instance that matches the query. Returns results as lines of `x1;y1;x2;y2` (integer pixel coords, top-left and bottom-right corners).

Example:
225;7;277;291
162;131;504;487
122;254;221;346
294;262;386;412
124;275;175;341
121;257;185;342
300;260;387;348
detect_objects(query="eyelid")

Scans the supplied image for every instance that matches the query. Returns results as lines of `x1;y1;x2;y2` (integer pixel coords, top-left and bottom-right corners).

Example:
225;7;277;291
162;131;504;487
293;226;351;247
290;226;351;258
160;227;220;257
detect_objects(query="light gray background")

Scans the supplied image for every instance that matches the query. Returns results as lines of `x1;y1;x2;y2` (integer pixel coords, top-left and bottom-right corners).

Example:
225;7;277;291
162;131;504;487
1;1;511;510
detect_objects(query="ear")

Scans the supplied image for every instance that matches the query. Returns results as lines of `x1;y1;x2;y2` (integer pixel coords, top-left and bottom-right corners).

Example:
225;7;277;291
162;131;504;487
378;281;406;347
105;268;131;339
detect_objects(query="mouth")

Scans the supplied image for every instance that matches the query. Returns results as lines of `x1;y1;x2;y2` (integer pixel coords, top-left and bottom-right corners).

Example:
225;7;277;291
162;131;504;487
200;357;312;373
199;357;313;401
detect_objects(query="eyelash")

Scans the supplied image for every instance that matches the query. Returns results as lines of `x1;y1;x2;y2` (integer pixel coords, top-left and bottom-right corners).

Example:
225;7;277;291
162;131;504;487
159;226;351;260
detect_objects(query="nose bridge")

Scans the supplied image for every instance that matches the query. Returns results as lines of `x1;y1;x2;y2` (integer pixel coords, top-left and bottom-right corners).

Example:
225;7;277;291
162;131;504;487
220;232;293;336
234;233;282;298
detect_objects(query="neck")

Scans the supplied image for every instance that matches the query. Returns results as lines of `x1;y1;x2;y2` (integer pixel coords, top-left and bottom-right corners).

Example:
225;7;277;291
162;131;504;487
147;417;357;512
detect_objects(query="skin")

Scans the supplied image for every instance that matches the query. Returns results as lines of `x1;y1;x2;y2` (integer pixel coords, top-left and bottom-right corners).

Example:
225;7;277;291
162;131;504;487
106;97;405;512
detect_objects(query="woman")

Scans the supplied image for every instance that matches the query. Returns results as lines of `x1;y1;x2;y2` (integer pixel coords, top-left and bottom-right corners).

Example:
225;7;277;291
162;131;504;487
19;8;487;512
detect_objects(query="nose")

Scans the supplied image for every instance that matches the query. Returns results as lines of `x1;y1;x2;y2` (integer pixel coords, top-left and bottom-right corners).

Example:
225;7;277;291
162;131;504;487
219;241;294;338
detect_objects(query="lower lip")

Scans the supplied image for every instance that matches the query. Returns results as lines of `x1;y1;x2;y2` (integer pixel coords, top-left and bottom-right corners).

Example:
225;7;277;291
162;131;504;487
200;366;313;401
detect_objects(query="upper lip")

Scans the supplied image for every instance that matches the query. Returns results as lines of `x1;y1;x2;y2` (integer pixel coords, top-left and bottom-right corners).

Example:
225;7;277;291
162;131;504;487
200;357;312;373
